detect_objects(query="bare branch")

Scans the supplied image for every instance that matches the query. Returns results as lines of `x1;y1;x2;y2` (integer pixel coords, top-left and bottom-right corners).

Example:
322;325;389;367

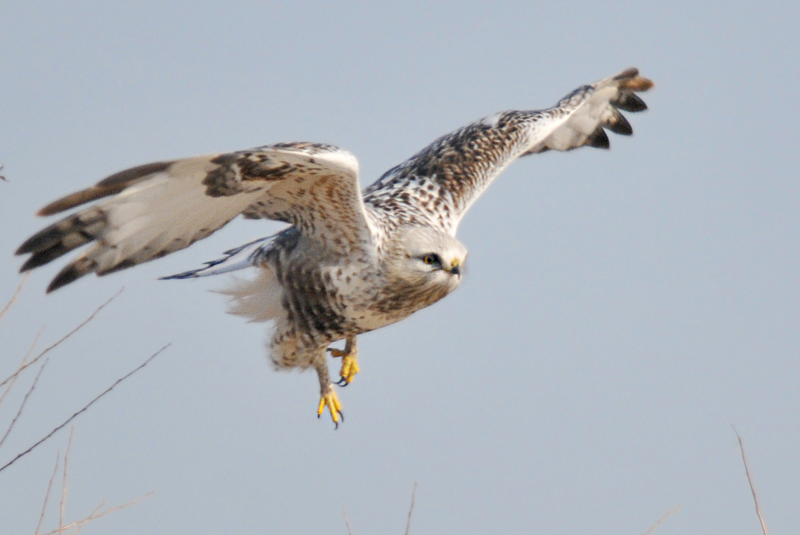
36;451;61;535
0;359;48;449
0;272;29;324
734;427;768;535
0;343;170;474
0;288;124;390
71;500;106;535
640;505;680;535
0;325;44;408
39;491;155;535
343;507;354;535
60;428;75;533
404;482;417;535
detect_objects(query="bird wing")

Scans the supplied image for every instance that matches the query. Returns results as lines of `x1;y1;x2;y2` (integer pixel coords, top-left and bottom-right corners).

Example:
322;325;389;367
17;142;372;292
363;68;653;235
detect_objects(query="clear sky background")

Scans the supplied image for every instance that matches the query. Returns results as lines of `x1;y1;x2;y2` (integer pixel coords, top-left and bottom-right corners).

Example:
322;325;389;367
1;2;799;534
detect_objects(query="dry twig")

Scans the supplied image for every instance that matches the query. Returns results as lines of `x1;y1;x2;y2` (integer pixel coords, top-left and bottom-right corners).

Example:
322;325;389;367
0;289;123;390
0;272;29;324
734;427;768;535
0;326;45;408
60;428;75;533
31;430;140;535
640;505;680;535
36;451;61;535
39;490;155;535
0;343;170;474
343;507;354;535
71;500;107;535
0;359;48;449
404;482;417;535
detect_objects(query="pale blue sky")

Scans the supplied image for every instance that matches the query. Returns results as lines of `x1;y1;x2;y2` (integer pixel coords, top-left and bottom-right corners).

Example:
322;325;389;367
1;2;799;534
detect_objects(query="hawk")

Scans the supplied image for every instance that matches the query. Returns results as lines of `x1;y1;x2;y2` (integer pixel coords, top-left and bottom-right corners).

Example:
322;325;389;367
16;68;653;426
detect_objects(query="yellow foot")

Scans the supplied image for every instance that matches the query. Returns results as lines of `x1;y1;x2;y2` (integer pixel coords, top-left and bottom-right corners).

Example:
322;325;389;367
317;385;343;428
330;348;360;386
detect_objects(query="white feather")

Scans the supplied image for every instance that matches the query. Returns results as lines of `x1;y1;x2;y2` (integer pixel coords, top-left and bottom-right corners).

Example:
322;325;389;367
217;269;284;323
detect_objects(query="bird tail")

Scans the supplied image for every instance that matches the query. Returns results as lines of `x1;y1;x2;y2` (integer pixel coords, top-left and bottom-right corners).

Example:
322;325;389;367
161;236;271;279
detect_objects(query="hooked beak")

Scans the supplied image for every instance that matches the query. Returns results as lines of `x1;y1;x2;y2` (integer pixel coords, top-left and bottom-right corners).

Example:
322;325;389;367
449;259;462;276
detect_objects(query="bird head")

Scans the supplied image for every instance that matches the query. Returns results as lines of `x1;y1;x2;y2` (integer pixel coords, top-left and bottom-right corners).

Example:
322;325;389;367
385;226;467;304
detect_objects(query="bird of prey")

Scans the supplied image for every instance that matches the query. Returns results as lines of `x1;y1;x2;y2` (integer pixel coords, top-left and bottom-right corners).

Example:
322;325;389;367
16;68;653;427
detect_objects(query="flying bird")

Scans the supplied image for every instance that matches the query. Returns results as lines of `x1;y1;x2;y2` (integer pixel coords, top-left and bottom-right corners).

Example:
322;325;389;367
17;68;653;427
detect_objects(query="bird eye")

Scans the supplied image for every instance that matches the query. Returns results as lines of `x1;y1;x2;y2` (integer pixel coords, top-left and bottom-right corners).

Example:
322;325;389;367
422;253;440;266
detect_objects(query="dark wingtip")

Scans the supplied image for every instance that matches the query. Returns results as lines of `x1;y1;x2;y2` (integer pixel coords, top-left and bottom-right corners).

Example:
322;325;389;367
607;112;633;136
20;255;46;273
46;266;84;293
586;127;611;149
613;67;639;80
18;242;71;272
16;235;40;256
160;270;200;280
614;93;648;113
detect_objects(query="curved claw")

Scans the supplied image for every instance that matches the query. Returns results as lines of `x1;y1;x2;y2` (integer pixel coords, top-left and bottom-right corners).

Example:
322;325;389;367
317;386;343;429
330;349;360;386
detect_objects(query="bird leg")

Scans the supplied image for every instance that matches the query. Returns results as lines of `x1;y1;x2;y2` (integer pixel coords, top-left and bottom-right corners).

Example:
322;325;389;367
328;336;359;387
313;353;343;428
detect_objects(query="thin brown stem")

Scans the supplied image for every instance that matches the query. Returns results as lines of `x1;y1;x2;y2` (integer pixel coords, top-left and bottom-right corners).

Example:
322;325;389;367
0;359;48;449
0;343;169;474
404;482;417;535
60;428;75;533
0;288;123;390
343;507;354;535
640;505;680;535
35;451;61;535
71;500;106;535
0;326;44;408
39;491;154;535
0;272;29;323
734;427;768;535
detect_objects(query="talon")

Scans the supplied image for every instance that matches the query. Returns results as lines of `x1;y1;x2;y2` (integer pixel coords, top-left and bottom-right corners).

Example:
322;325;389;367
317;386;343;428
340;354;360;384
329;347;360;386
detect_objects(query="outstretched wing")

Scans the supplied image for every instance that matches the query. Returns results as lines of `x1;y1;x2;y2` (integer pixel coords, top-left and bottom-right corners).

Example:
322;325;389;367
363;68;653;235
17;143;370;292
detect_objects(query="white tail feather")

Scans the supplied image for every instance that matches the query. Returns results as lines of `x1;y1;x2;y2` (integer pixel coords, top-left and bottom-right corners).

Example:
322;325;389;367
216;269;284;323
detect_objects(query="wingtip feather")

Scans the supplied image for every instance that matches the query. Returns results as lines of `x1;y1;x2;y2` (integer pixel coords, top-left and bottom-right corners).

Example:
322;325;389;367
585;127;611;149
606;111;633;136
613;68;655;92
46;266;83;293
38;188;101;216
613;67;640;80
